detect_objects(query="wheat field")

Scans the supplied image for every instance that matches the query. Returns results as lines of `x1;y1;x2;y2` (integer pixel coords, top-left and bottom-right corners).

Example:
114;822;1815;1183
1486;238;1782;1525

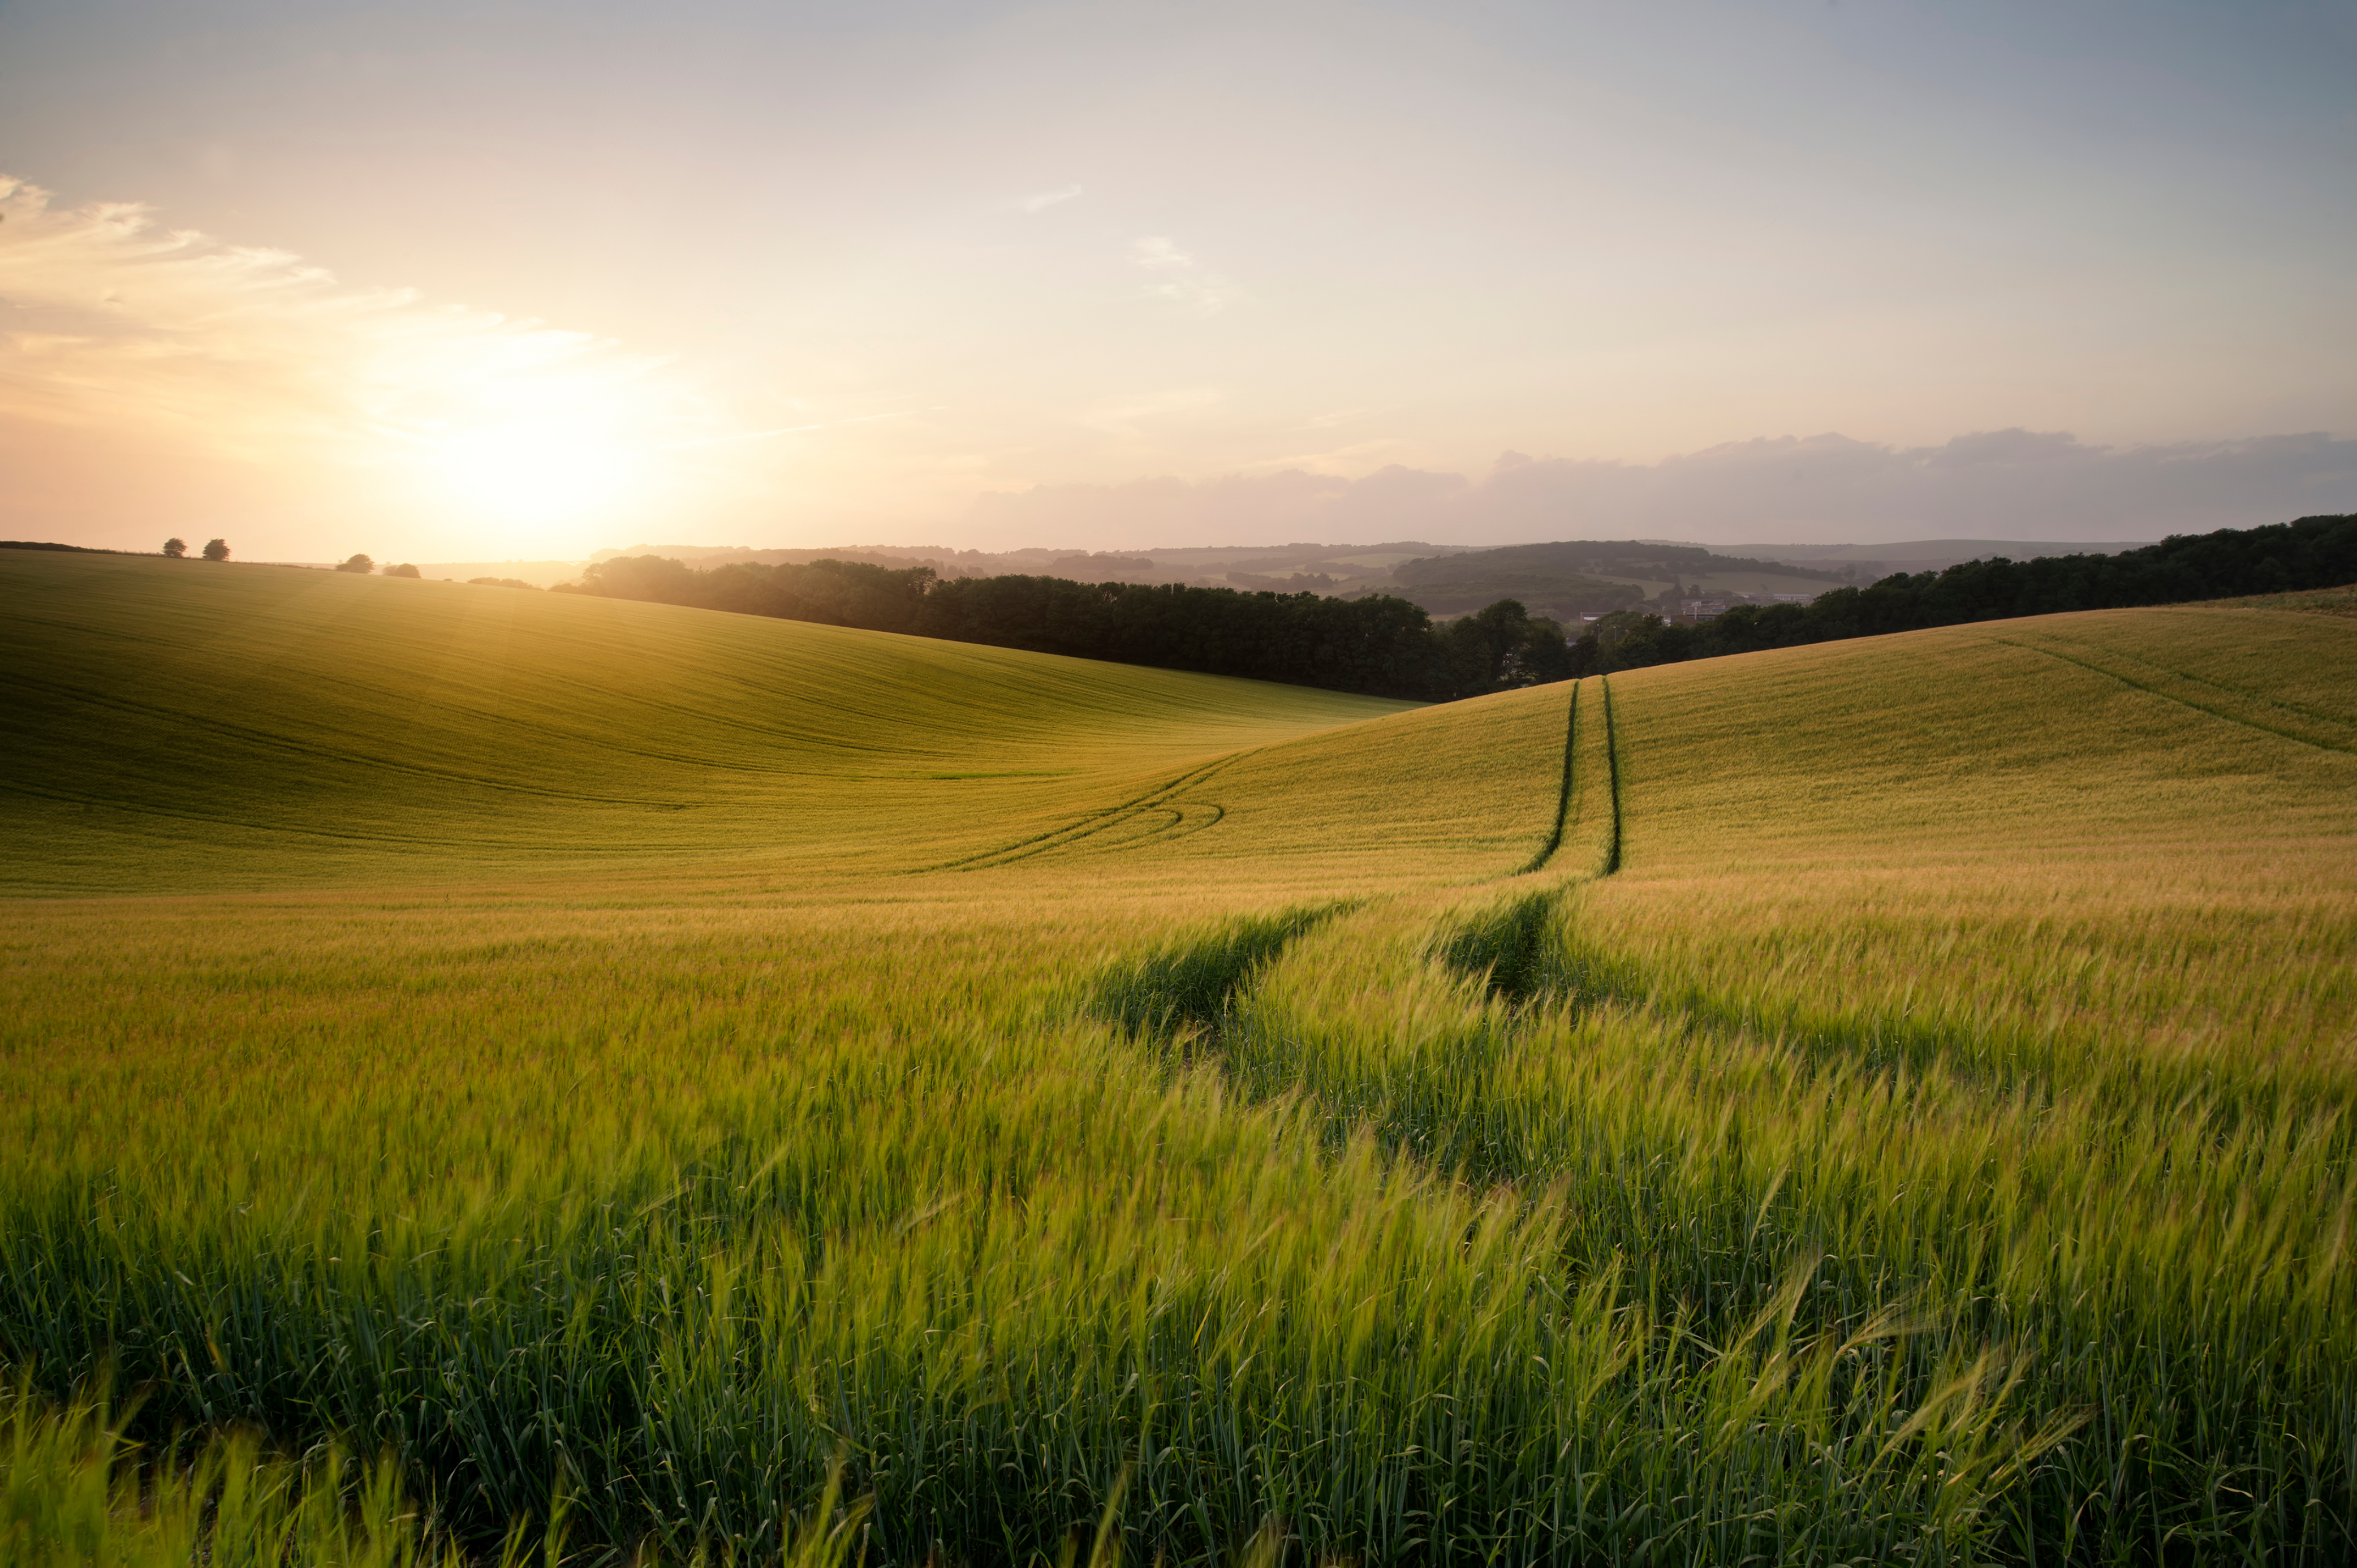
3;551;2353;1564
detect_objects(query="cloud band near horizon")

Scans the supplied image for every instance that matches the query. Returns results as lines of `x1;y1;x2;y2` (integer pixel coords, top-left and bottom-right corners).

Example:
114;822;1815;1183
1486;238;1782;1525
963;430;2357;551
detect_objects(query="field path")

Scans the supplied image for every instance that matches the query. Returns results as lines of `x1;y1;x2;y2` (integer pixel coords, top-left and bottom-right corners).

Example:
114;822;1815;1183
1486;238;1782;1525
1516;679;1583;875
1600;674;1625;875
1509;674;1627;882
1998;636;2357;755
931;751;1253;871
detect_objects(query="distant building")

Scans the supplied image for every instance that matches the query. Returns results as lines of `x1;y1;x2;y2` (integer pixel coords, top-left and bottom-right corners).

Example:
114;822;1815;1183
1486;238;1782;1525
1680;599;1727;622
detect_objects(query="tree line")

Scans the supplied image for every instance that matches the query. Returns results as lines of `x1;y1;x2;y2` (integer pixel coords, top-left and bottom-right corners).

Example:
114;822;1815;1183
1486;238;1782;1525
529;513;2357;701
1570;513;2357;676
558;554;1574;700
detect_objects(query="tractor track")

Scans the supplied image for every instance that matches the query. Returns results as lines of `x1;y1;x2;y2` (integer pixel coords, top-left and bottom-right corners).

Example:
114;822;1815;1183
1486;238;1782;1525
928;751;1251;871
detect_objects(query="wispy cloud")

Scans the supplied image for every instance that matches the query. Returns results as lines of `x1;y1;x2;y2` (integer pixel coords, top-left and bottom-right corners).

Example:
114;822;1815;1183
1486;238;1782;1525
1239;438;1425;477
0;175;706;458
1129;236;1195;272
0;173;747;546
1016;184;1083;213
1300;406;1391;431
1075;385;1226;439
1128;235;1240;316
653;409;920;451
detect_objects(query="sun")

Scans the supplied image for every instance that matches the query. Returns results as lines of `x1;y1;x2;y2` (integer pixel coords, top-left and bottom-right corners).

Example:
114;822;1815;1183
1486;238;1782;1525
386;329;706;550
425;419;649;529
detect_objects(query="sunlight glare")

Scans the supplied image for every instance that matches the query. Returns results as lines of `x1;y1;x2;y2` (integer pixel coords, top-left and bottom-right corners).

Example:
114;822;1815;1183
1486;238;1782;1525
426;418;649;528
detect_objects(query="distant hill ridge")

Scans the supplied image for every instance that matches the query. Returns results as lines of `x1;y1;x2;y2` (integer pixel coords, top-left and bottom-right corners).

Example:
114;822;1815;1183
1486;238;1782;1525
1400;539;1855;585
0;540;137;555
575;535;2132;617
561;515;2356;697
1739;537;2160;570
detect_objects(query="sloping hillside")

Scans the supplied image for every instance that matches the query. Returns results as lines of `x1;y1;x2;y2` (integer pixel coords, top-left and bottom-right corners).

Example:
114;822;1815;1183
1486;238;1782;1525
0;552;1408;891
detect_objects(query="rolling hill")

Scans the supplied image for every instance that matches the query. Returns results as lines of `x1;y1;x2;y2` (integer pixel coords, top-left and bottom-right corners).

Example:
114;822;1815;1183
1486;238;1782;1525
0;551;1416;892
3;548;2355;1565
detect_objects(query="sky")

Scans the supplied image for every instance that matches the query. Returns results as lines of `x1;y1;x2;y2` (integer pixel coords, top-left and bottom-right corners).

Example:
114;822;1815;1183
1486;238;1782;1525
2;0;2353;561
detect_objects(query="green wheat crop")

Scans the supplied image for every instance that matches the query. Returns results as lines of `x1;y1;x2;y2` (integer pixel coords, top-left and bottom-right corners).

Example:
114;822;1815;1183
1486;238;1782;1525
2;553;2353;1563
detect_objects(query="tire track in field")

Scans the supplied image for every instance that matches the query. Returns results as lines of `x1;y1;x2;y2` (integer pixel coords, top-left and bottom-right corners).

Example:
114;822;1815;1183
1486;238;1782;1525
1516;678;1582;875
2031;629;2357;732
1997;639;2357;756
1600;674;1625;876
1515;675;1625;880
928;751;1251;871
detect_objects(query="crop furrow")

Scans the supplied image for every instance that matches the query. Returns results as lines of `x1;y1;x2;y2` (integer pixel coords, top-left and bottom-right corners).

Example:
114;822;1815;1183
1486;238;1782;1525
7;674;703;807
1515;680;1581;876
1598;675;1625;876
1998;639;2357;755
2041;623;2357;728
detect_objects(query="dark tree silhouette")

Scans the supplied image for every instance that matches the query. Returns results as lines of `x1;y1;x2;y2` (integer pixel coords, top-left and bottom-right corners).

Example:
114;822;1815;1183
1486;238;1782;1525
550;516;2355;700
335;554;374;574
161;537;187;558
385;562;421;578
200;539;230;562
1566;513;2357;676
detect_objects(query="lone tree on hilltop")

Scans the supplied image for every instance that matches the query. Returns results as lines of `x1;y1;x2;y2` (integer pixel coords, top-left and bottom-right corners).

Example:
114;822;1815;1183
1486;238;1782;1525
336;553;374;574
161;537;187;558
201;539;230;561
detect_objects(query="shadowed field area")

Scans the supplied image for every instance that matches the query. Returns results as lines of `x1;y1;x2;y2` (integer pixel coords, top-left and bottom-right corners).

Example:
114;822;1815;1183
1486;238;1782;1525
0;553;1421;891
3;553;2354;1565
